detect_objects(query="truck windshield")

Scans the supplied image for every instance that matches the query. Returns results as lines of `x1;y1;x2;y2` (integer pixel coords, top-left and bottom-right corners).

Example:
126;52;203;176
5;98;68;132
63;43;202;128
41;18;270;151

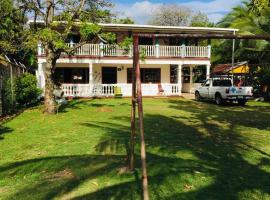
213;80;232;87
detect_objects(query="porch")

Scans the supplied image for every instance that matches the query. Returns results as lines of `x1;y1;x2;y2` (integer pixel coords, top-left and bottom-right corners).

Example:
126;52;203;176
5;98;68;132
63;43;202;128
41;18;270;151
43;63;210;97
61;83;180;97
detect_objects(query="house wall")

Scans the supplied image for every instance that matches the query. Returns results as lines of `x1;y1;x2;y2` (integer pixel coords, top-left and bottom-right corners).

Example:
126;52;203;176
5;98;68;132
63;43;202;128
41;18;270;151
92;63;170;84
37;58;211;95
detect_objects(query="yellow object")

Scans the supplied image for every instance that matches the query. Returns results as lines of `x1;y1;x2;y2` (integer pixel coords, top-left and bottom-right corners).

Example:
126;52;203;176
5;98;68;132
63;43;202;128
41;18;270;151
114;86;123;98
229;64;249;74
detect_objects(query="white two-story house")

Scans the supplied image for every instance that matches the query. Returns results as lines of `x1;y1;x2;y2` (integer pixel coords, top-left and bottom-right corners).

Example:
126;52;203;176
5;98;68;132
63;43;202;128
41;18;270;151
35;23;237;97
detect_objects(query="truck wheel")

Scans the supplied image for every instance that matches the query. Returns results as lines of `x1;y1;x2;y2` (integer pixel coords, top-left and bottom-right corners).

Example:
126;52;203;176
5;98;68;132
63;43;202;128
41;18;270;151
215;93;223;105
195;91;201;101
238;100;247;106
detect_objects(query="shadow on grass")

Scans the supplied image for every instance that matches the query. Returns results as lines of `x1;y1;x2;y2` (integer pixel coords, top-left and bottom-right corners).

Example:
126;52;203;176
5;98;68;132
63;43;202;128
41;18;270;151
1;99;270;199
58;99;117;113
0;124;13;140
0;154;141;200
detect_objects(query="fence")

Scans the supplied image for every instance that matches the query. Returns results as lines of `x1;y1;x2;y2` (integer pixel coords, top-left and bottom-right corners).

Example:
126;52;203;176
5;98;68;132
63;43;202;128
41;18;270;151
0;56;26;117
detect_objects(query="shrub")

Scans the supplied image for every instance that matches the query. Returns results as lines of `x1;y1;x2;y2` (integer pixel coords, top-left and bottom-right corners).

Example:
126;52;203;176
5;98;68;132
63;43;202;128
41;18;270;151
1;78;16;114
15;73;42;106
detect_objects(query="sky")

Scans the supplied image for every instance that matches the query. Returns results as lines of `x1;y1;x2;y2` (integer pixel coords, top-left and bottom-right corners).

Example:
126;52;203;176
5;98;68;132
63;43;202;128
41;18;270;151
111;0;243;24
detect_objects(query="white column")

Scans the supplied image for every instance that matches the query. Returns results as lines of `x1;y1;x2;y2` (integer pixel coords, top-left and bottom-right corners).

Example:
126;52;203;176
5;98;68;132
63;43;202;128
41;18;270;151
100;42;104;57
190;65;193;93
206;64;211;79
207;45;211;58
37;62;45;92
177;64;182;95
181;44;186;58
155;44;160;58
89;62;94;96
38;43;42;55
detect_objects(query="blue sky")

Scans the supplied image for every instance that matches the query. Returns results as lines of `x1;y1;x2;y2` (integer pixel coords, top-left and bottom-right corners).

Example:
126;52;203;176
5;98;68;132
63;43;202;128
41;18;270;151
111;0;243;24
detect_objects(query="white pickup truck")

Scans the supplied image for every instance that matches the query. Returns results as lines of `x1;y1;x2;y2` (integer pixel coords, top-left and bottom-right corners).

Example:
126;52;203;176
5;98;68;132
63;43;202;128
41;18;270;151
195;78;253;105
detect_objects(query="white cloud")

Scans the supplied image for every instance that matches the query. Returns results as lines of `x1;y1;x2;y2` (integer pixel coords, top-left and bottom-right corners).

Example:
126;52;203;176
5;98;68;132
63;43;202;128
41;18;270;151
113;0;243;24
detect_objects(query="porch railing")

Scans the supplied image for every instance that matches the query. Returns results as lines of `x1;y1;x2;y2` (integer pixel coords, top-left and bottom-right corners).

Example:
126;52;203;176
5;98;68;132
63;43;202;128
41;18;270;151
39;44;211;58
61;83;180;97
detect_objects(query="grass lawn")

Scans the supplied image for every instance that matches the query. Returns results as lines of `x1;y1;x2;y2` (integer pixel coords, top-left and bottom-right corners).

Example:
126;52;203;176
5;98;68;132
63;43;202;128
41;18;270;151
0;98;270;200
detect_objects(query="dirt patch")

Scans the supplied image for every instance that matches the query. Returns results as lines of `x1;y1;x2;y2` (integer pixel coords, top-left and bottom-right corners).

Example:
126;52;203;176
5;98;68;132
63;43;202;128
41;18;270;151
0;186;10;193
47;169;75;182
97;107;113;113
117;166;131;175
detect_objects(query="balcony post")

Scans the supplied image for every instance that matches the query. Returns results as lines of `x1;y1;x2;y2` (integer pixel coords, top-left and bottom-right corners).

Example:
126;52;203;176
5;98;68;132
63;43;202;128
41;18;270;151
38;43;42;55
89;62;93;96
100;42;104;57
181;44;185;58
207;45;211;58
177;64;182;95
155;44;160;58
70;39;75;48
129;45;133;58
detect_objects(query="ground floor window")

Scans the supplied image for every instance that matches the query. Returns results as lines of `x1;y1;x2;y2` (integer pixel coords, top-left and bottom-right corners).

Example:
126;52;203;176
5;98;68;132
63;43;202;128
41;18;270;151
182;67;191;83
102;67;117;84
182;66;206;83
193;66;206;83
170;65;178;83
54;68;89;84
127;68;161;83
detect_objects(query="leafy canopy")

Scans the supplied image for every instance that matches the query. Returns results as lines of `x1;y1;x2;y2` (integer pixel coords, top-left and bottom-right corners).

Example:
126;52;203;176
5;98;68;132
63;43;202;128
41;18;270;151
18;0;115;58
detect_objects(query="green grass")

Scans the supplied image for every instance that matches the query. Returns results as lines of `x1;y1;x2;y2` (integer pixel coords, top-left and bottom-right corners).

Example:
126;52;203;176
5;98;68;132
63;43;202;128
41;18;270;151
0;98;270;200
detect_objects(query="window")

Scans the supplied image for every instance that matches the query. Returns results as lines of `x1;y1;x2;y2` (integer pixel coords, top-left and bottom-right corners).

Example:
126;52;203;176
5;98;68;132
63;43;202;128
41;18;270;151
127;68;133;83
127;68;161;83
54;68;89;84
139;37;153;45
182;67;190;83
202;80;210;87
193;66;206;83
170;65;178;83
213;80;232;87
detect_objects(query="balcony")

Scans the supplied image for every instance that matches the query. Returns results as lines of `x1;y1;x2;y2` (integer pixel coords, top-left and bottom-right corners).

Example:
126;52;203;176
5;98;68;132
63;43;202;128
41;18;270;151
38;44;211;59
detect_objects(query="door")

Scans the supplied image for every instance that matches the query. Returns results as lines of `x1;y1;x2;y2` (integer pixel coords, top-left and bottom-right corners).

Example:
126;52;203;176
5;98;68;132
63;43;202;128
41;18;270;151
200;79;210;98
102;67;117;84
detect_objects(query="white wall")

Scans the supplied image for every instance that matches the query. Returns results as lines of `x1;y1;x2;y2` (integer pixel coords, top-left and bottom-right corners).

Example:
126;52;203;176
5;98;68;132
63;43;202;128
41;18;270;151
93;63;171;84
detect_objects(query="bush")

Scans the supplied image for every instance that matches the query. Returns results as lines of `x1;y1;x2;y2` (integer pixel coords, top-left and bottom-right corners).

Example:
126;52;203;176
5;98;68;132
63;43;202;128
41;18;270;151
15;73;42;106
1;78;16;114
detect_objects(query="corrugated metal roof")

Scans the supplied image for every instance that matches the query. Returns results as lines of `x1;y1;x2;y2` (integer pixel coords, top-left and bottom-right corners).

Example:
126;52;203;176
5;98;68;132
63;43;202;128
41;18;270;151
28;20;238;35
212;61;248;74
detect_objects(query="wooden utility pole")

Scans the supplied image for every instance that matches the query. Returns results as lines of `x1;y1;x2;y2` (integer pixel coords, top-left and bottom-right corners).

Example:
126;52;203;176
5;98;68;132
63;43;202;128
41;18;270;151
129;36;138;171
133;35;149;200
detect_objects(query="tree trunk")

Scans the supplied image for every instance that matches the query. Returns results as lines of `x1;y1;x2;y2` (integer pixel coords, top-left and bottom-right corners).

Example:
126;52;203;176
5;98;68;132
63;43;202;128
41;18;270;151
134;35;149;200
44;48;56;114
129;38;138;171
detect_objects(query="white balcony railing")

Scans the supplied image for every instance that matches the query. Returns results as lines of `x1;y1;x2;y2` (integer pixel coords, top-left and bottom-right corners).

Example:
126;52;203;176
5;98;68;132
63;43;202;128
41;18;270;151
61;83;180;97
38;44;211;58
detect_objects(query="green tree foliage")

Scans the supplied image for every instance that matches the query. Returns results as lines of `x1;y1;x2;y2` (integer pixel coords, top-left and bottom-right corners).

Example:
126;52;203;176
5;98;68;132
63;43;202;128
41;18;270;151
214;1;270;64
213;0;270;97
0;0;25;55
112;17;135;24
16;0;114;114
15;73;42;106
249;0;269;15
1;78;15;115
0;0;37;69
